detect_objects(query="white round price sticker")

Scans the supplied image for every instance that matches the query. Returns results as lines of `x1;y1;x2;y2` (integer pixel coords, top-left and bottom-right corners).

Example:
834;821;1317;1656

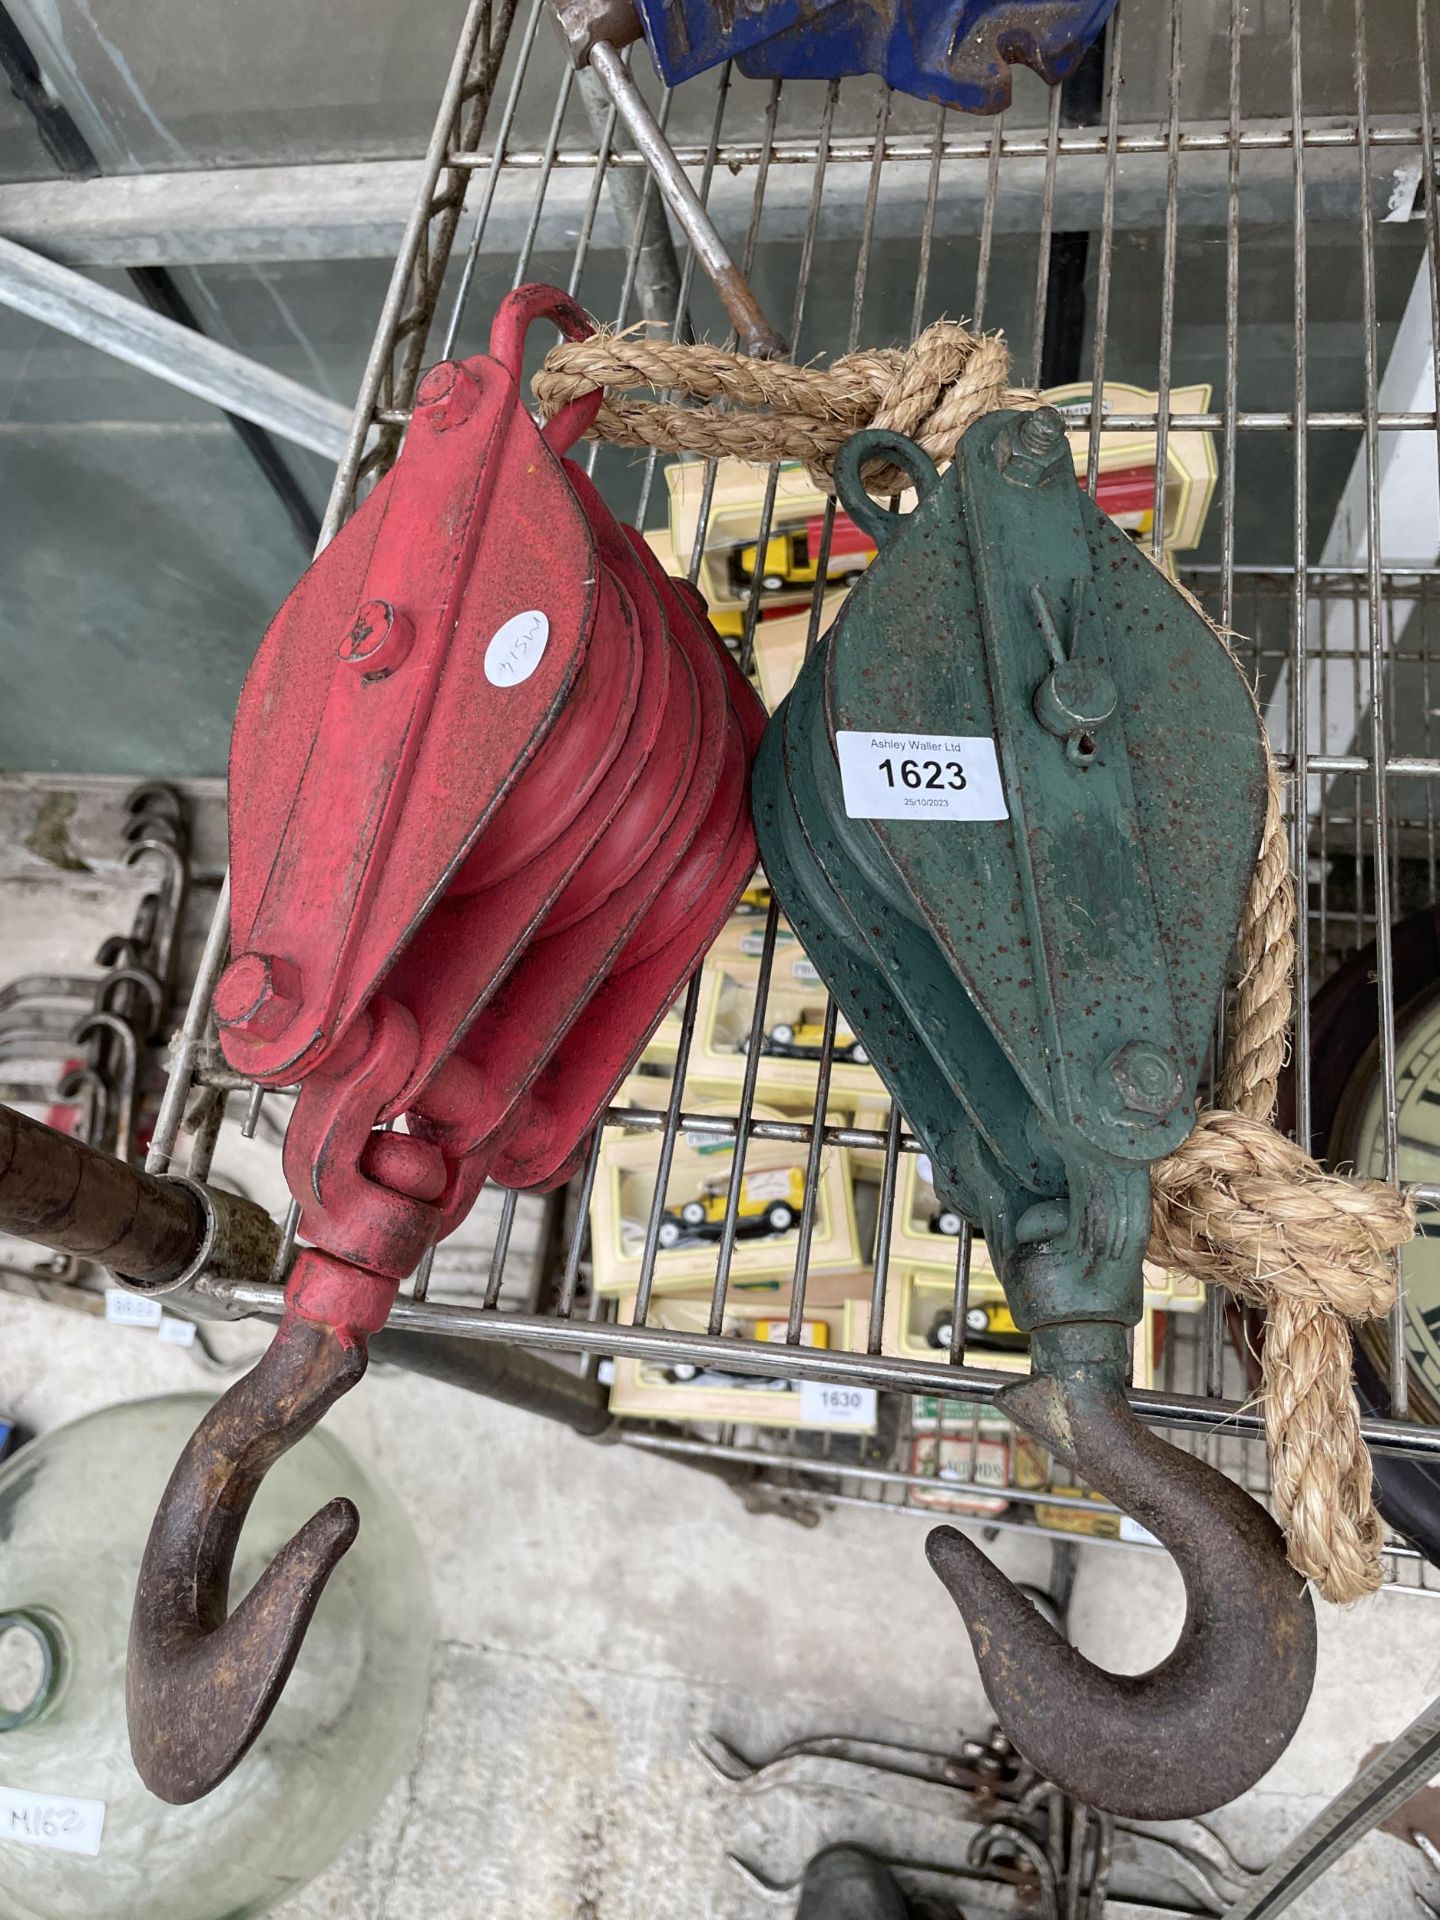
484;609;549;687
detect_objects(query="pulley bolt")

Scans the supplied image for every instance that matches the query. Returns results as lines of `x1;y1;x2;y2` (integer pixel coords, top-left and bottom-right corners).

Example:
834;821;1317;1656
1000;406;1069;486
1033;661;1117;740
414;359;477;430
1019;408;1065;455
1104;1041;1185;1120
214;951;302;1040
337;599;413;679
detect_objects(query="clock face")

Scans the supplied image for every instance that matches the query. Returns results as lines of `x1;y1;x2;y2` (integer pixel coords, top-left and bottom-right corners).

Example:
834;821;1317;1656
1341;989;1440;1416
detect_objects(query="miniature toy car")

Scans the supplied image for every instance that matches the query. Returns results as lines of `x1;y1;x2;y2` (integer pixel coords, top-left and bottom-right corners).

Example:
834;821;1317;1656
662;1317;827;1387
663;1363;791;1390
732;512;876;595
927;1300;1027;1353
656;1165;806;1246
743;1016;868;1065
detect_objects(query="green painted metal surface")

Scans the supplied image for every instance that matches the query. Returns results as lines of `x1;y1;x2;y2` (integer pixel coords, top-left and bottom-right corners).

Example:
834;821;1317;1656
754;408;1268;1350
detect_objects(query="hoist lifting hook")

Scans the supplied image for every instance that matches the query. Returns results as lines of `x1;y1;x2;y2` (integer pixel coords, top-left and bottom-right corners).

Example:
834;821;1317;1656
926;1325;1317;1821
750;410;1321;1816
127;1312;366;1804
125;279;767;1804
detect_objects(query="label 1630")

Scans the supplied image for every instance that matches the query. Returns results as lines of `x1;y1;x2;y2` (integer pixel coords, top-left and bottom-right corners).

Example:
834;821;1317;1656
798;1381;878;1429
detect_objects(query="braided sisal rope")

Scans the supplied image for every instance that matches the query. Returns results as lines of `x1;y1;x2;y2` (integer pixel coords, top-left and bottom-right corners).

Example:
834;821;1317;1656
533;320;1036;496
536;319;1416;1603
1151;766;1411;1599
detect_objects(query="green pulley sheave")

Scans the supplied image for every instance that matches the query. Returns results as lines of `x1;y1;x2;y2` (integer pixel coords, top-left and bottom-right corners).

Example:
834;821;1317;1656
752;407;1317;1822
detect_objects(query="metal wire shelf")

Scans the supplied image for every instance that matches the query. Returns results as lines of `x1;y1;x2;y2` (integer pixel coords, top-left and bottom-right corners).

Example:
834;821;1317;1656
617;1307;1440;1599
145;0;1440;1593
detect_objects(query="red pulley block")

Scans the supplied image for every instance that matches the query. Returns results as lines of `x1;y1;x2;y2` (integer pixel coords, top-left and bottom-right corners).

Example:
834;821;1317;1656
125;287;765;1809
215;283;765;1291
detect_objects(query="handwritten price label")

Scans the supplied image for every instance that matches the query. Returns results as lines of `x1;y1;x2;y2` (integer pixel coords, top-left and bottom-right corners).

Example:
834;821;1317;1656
484;609;549;687
0;1786;104;1857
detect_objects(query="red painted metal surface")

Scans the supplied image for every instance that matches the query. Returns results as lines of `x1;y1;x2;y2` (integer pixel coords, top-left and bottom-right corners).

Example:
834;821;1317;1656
215;281;764;1314
1083;464;1158;518
805;509;877;563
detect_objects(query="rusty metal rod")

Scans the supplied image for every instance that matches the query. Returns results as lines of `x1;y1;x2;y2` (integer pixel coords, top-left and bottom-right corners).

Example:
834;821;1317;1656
368;1327;611;1435
0;1099;202;1280
585;41;786;358
0;1100;612;1434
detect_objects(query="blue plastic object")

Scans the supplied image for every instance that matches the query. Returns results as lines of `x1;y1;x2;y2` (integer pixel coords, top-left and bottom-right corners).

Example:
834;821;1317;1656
631;0;1119;111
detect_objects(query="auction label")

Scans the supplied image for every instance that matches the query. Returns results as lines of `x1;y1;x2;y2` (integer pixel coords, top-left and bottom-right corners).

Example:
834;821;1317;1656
104;1289;162;1328
0;1786;105;1857
836;731;1008;822
1118;1514;1161;1548
799;1380;877;1429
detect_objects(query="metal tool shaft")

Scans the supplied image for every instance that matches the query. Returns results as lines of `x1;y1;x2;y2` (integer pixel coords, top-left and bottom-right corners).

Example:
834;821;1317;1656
586;42;786;358
0;1098;202;1281
368;1327;611;1435
574;65;688;337
1221;1688;1440;1918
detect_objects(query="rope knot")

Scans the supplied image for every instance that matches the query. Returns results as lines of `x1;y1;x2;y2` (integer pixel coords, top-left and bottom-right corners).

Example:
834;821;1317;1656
1151;1109;1410;1324
532;318;1034;493
856;322;1018;492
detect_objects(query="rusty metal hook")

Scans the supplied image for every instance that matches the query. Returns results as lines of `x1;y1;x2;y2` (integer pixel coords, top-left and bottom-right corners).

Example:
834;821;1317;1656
92;964;165;1039
0;972;98;1019
926;1350;1317;1821
126;1312;368;1804
124;780;186;825
71;1010;139;1161
123;838;188;992
55;1062;111;1152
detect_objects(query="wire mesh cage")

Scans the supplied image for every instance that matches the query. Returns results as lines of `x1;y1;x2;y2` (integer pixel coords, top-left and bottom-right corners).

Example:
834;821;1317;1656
141;0;1440;1591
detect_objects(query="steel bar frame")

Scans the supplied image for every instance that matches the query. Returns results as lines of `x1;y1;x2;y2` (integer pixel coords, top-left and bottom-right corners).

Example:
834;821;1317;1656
144;0;1440;1659
0;235;354;458
0;125;1425;270
0;0;322;550
1220;1685;1440;1918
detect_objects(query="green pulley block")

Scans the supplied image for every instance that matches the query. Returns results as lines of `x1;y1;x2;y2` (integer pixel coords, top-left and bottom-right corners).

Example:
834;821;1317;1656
752;407;1317;1823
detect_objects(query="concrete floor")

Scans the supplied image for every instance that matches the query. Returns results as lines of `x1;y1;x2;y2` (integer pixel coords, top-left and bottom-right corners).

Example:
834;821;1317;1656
4;1288;1440;1919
